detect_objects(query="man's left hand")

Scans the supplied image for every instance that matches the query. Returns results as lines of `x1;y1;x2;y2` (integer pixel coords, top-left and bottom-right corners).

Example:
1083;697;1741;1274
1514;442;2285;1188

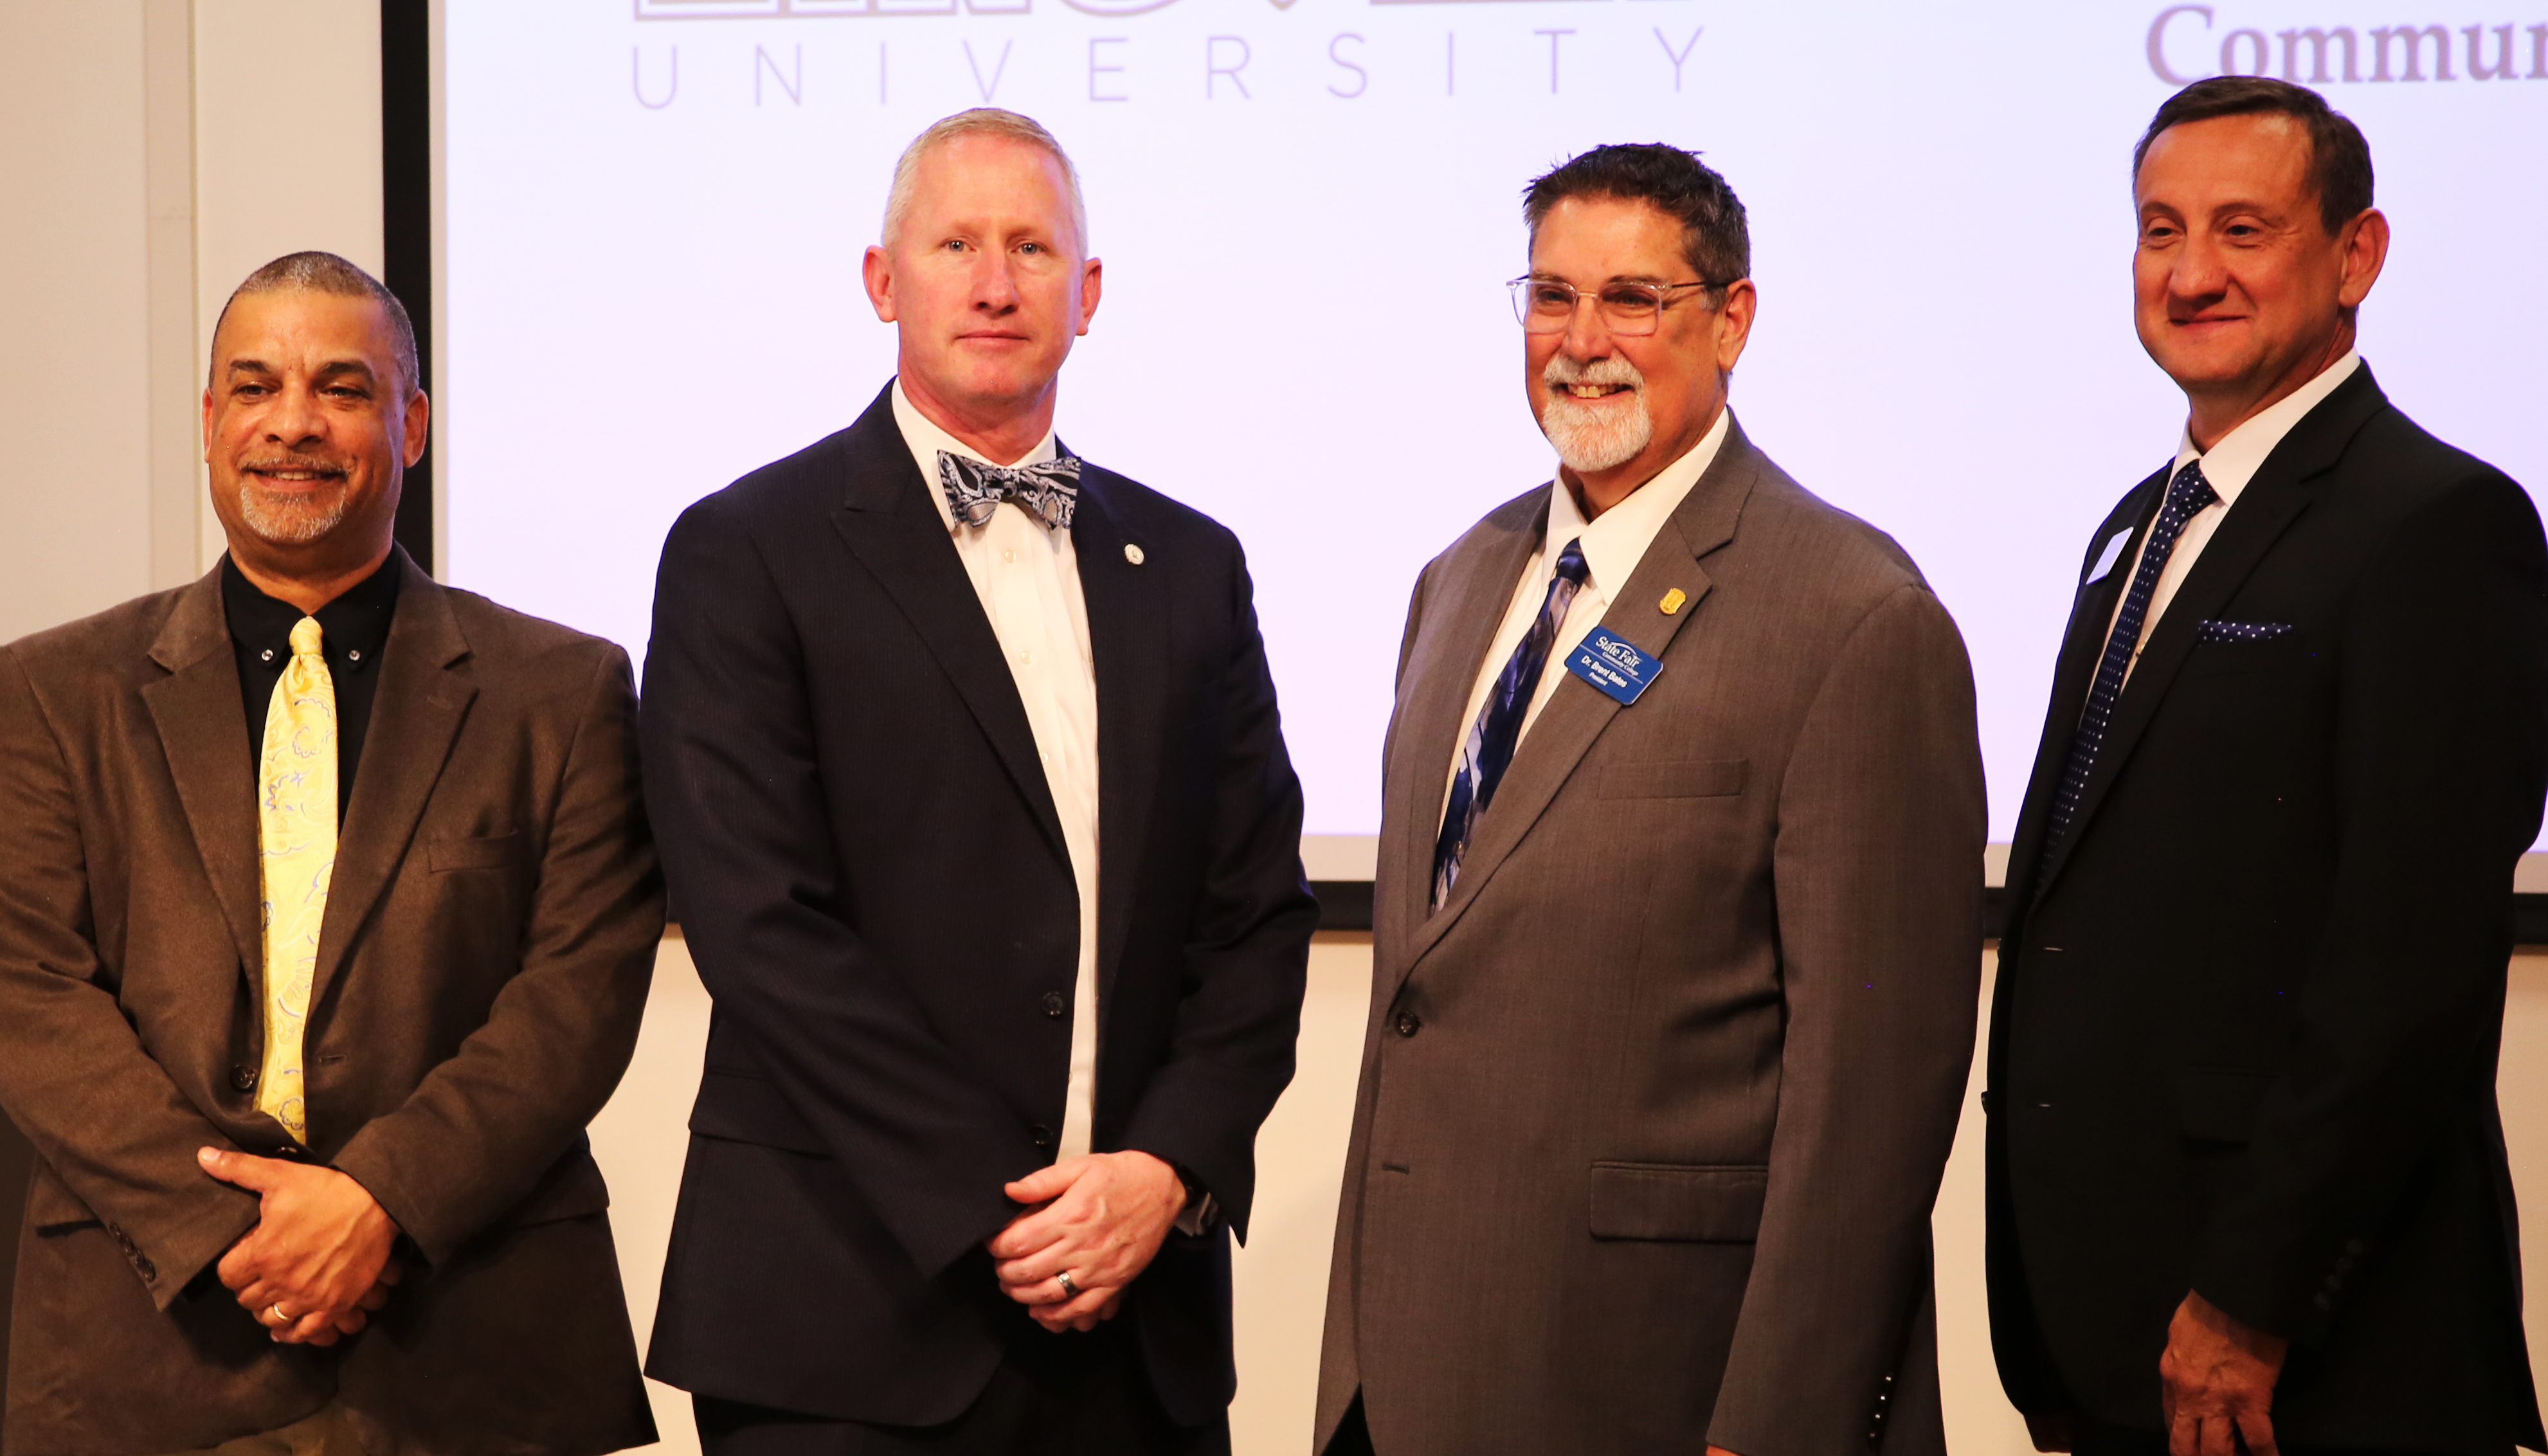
988;1151;1186;1334
200;1147;400;1345
2160;1290;2287;1456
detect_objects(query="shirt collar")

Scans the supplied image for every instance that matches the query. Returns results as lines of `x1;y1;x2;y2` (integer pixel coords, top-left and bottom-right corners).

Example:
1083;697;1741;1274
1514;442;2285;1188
1544;404;1733;598
221;552;402;669
2170;350;2361;507
891;379;1062;534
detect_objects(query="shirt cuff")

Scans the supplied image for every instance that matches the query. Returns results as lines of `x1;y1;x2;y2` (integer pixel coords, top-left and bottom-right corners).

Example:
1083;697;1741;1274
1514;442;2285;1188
1174;1186;1217;1237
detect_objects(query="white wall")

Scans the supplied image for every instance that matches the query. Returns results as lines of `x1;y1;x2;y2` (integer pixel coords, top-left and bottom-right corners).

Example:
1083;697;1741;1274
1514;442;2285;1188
0;0;384;649
0;3;159;643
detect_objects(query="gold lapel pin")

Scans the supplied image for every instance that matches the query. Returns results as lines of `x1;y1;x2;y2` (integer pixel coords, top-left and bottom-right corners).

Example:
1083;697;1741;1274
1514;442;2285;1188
1124;544;1146;565
1659;588;1688;616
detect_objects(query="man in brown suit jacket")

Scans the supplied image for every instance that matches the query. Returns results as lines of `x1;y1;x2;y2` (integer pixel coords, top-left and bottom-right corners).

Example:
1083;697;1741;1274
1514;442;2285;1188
0;254;662;1455
1315;147;1986;1454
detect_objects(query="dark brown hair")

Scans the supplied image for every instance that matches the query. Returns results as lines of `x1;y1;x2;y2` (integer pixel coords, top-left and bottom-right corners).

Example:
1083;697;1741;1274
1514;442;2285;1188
2133;77;2374;236
1522;143;1749;287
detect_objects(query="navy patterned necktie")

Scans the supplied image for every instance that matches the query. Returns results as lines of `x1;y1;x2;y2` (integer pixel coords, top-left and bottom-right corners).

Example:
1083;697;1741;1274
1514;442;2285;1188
937;451;1083;530
2036;458;2221;881
1431;538;1591;910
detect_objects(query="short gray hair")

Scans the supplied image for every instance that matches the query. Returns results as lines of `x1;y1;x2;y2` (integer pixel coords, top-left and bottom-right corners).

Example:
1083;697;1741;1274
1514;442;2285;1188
881;109;1088;256
209;251;422;399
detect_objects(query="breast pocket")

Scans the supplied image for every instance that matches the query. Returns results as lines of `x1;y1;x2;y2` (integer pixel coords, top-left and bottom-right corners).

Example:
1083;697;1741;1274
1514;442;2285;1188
1598;759;1748;800
427;831;524;872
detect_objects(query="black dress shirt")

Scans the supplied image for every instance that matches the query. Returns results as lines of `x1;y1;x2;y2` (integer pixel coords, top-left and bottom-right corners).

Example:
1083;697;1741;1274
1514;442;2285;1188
223;554;401;820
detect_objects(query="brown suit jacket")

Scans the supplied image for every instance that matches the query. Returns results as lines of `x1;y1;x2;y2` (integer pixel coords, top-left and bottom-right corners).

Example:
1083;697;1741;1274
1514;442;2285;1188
1316;419;1985;1455
0;555;662;1456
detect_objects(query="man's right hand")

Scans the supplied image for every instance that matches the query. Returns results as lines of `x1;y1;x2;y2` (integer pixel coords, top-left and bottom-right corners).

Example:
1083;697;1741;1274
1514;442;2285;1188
201;1147;402;1344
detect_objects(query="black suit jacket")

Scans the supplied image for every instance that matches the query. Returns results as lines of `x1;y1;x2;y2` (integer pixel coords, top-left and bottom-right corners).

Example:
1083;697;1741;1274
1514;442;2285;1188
1986;365;2548;1447
638;385;1317;1426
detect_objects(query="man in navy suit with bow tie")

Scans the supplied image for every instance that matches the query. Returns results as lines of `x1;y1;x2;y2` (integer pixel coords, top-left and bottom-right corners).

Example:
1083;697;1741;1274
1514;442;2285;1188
1987;78;2548;1456
637;108;1316;1455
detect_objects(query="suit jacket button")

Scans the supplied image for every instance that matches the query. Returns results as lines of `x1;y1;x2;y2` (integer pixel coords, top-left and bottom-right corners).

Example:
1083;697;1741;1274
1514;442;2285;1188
1031;1125;1054;1149
1395;1013;1422;1038
231;1065;258;1092
1042;992;1067;1018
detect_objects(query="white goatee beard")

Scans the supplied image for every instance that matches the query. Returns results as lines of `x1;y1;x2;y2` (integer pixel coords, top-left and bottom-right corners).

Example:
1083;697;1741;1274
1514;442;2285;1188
237;482;350;545
1535;355;1653;474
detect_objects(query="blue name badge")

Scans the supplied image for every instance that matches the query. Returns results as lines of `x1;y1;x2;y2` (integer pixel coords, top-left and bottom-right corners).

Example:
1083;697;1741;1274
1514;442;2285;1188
1567;627;1663;706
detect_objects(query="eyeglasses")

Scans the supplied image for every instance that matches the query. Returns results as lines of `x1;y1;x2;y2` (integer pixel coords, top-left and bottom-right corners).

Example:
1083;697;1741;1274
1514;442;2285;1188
1507;276;1721;336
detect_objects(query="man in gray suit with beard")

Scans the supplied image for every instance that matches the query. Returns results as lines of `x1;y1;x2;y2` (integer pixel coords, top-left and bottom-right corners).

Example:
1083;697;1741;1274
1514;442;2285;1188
1315;144;1987;1455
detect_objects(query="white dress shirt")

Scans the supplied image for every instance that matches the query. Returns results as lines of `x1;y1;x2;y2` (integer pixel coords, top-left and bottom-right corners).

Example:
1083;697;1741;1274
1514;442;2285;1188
892;381;1103;1165
2106;352;2361;683
1442;407;1733;816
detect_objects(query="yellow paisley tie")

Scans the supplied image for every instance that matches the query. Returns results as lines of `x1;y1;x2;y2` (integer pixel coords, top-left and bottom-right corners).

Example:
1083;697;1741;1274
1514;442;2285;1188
255;616;336;1143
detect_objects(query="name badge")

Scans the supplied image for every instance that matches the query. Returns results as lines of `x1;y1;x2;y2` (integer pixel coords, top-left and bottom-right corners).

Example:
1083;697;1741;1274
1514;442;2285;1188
1567;627;1663;706
2084;526;2133;586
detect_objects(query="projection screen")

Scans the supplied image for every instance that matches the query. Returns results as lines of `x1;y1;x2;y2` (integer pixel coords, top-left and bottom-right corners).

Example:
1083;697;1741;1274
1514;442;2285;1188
442;0;2548;841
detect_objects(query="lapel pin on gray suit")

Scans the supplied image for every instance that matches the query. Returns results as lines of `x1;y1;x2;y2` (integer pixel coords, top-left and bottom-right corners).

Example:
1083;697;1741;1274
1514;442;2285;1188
1315;143;1987;1456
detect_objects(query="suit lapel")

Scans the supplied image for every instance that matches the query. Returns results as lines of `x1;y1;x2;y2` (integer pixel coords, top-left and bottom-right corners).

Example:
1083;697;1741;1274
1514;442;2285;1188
2001;471;2167;911
1384;500;1542;961
1069;465;1168;1005
140;572;264;984
2030;368;2389;904
827;389;1069;863
1394;418;1759;985
309;554;474;1015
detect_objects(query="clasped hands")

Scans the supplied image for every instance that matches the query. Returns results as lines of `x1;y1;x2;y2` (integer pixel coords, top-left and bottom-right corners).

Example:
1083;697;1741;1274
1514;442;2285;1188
197;1147;402;1347
987;1149;1186;1334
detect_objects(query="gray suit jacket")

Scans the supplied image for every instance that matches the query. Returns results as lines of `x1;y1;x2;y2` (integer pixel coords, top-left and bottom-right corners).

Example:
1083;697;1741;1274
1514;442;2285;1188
1315;418;1985;1455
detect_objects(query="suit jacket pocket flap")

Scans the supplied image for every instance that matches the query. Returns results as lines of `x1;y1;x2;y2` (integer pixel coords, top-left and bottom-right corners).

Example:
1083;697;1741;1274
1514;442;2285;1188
427;831;523;872
1589;1162;1768;1241
1598;759;1748;800
689;1066;829;1156
2174;1066;2277;1144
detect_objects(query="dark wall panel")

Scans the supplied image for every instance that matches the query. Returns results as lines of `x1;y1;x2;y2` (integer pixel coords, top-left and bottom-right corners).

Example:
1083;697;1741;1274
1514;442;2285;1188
383;0;434;575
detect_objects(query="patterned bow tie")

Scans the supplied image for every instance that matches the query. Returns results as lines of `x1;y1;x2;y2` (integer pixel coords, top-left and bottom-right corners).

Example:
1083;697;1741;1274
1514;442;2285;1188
937;451;1082;531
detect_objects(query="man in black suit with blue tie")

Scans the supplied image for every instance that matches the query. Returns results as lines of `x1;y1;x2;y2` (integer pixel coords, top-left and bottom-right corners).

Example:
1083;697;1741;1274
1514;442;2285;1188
637;108;1316;1454
1988;78;2548;1456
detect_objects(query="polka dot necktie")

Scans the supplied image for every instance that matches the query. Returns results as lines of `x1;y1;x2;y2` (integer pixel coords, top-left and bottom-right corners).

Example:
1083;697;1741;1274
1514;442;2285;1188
1431;539;1589;911
2036;459;2219;883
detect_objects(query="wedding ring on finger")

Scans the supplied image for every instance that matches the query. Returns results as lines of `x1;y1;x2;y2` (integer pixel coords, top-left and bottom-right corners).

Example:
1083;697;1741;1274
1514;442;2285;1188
268;1302;293;1325
1055;1270;1080;1299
